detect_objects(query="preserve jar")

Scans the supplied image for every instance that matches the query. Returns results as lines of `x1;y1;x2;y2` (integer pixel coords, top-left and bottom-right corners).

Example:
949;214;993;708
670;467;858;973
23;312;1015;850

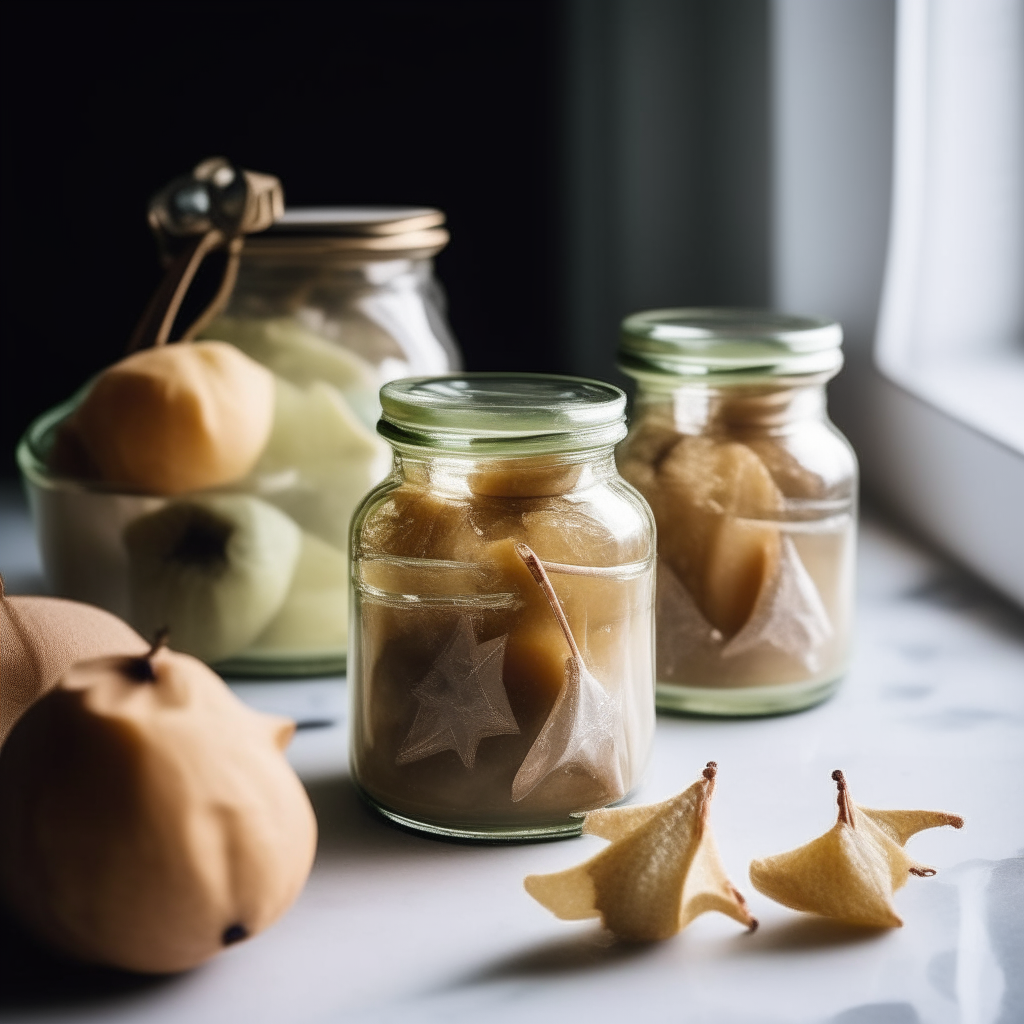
349;374;656;840
18;207;460;677
616;309;857;716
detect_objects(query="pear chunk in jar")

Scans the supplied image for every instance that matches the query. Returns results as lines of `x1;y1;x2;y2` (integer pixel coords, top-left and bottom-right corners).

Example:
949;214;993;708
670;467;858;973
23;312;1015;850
349;375;656;841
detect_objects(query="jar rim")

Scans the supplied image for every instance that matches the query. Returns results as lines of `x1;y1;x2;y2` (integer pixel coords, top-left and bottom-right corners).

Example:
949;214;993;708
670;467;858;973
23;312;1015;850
267;206;445;237
245;206;449;259
378;373;628;456
619;307;843;382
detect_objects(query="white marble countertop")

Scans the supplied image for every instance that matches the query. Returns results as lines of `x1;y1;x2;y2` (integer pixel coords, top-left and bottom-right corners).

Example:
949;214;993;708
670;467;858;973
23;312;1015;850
1;485;1022;1024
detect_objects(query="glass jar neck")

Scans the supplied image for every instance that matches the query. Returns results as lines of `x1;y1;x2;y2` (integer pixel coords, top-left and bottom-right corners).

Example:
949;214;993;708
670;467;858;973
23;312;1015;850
393;447;619;499
634;377;830;435
231;254;431;292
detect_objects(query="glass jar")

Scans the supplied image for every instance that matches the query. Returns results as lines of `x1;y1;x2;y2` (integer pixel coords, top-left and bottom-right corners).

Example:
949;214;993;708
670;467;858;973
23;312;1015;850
616;309;858;716
17;208;460;677
349;374;656;841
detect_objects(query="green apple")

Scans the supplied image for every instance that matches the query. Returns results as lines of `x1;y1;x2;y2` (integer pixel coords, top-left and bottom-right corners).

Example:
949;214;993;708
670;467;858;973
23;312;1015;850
123;495;302;664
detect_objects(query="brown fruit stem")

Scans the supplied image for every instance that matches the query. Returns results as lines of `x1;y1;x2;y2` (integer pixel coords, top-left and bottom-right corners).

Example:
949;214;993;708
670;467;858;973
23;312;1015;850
832;769;857;827
701;761;717;824
515;543;583;662
126;628;170;683
730;885;759;932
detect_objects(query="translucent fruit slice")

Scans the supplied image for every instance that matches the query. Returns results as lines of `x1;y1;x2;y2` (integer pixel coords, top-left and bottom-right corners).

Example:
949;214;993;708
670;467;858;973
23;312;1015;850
512;545;624;806
524;763;757;940
749;770;964;928
248;532;349;653
205;316;379;395
257;376;390;477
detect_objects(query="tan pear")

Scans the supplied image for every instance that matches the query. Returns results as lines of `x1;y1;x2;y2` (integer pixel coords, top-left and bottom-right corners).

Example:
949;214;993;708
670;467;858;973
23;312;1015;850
0;577;148;745
0;636;317;973
525;763;756;940
66;341;275;495
749;770;964;928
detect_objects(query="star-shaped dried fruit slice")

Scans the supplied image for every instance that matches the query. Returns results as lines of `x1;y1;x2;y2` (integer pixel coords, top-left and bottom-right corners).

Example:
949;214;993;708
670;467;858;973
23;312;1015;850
511;545;624;805
524;762;756;940
396;617;520;769
749;769;964;928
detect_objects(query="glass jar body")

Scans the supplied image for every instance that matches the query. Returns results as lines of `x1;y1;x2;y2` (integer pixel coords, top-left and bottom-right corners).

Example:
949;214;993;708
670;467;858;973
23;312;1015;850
348;448;656;840
19;251;459;678
616;377;857;715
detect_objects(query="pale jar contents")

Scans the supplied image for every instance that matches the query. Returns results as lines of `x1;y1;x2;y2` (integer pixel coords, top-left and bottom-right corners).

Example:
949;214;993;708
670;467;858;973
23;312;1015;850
616;309;858;716
349;375;656;840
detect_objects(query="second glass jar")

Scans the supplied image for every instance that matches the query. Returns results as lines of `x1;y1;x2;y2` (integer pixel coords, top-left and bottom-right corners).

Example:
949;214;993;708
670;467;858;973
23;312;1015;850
616;309;858;716
349;374;656;840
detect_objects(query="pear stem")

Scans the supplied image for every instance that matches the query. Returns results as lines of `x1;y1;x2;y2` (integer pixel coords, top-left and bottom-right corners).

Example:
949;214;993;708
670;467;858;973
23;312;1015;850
127;628;170;683
147;628;170;659
515;543;583;662
700;761;717;824
832;769;857;827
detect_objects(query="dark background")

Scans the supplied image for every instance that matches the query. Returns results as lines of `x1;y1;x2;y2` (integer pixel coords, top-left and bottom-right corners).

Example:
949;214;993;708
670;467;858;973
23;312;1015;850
0;1;564;478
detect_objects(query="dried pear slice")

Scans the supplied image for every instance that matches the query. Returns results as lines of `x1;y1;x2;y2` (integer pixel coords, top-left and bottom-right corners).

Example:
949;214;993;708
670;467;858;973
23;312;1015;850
524;763;756;940
749;770;964;928
511;545;624;806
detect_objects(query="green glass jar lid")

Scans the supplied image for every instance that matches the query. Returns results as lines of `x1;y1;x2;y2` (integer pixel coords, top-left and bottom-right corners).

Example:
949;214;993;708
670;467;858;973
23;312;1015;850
619;308;843;381
378;374;627;455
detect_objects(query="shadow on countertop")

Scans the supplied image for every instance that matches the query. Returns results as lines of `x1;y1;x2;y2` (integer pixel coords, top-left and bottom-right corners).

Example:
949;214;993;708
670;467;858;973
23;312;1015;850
0;906;179;1010
304;773;581;862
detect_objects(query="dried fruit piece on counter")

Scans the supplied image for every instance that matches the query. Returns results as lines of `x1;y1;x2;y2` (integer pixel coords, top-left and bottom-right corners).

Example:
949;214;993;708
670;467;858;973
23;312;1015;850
749;769;964;928
63;341;275;495
0;577;148;745
524;762;756;940
0;634;317;974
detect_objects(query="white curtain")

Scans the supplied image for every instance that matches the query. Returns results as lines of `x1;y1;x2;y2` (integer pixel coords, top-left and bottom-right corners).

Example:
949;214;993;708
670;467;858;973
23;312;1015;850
875;0;1024;453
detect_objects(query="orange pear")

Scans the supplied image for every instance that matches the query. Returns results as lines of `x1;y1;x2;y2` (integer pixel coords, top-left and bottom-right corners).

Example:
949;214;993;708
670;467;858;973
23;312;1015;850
749;770;964;927
0;635;317;973
525;763;756;940
67;341;274;495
